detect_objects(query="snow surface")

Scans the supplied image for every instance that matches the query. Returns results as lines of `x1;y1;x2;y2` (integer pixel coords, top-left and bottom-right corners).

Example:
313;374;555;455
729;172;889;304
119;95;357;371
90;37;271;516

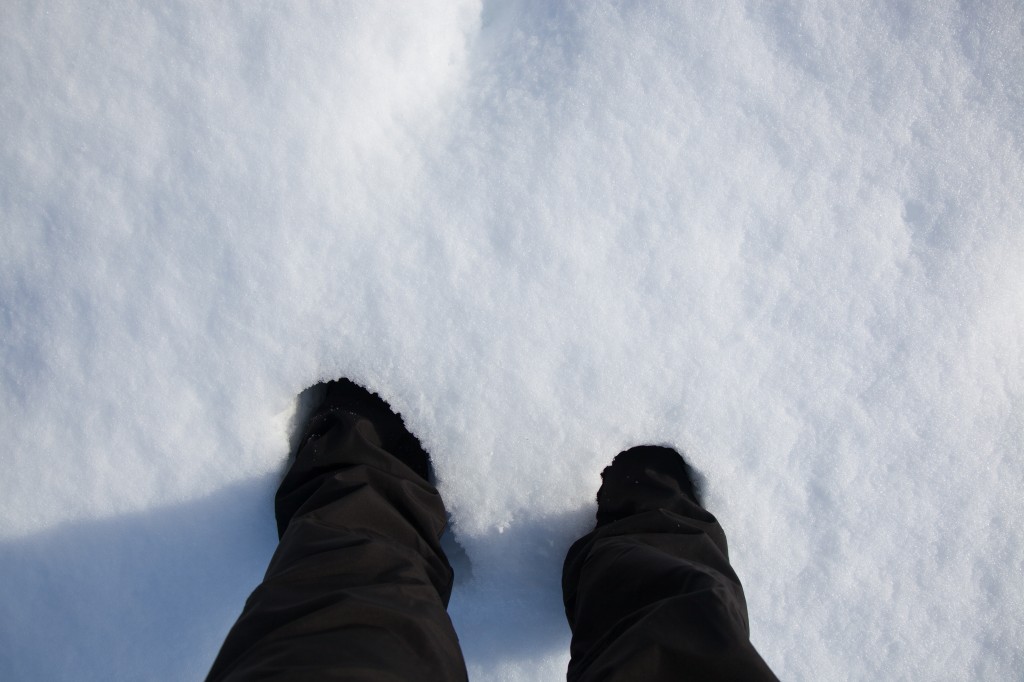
2;1;1022;679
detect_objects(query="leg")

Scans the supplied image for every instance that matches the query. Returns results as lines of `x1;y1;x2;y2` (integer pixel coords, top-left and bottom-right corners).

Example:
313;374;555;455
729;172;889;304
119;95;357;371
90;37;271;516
562;446;777;681
206;381;468;682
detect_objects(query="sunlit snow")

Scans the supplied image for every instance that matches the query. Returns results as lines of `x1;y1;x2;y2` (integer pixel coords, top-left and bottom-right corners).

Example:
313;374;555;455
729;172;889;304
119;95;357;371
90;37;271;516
2;2;1022;680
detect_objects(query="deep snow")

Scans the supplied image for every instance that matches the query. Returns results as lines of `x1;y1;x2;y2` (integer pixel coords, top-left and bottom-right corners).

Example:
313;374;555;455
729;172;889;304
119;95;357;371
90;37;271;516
2;1;1022;679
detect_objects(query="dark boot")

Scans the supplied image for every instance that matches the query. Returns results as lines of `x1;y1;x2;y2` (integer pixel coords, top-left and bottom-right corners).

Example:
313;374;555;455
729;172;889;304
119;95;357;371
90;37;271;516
562;446;778;681
206;380;467;682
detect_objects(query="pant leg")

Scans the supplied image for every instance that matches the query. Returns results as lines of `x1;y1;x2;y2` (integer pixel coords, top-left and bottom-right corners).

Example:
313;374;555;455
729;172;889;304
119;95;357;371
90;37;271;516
206;410;468;682
562;447;777;682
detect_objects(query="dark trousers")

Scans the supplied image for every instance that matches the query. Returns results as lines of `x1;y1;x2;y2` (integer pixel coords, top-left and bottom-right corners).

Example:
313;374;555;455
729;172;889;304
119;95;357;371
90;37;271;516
206;412;776;681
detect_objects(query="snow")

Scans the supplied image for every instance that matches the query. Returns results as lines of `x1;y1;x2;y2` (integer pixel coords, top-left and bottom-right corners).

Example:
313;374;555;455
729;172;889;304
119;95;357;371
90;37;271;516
2;1;1022;679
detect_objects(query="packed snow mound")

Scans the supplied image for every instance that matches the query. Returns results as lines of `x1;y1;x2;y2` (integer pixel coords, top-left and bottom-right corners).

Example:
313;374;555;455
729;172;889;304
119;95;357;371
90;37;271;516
2;1;1022;680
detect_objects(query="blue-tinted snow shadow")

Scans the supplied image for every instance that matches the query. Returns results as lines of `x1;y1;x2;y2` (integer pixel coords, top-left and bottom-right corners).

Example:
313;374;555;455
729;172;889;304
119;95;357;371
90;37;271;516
0;476;281;682
445;507;593;672
0;375;584;680
0;484;586;681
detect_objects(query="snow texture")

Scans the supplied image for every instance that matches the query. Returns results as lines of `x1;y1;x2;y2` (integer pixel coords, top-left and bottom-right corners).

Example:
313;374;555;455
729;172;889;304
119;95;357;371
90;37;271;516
2;1;1023;679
